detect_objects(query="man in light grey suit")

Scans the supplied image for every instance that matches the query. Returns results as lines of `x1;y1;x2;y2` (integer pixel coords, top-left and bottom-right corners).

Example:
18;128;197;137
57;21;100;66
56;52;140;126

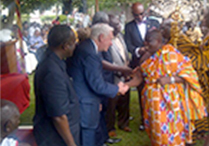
105;14;132;137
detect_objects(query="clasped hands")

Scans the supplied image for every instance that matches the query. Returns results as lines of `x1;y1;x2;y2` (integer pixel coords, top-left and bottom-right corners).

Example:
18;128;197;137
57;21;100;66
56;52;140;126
117;81;129;95
118;65;176;92
117;66;143;95
125;66;143;88
125;67;174;87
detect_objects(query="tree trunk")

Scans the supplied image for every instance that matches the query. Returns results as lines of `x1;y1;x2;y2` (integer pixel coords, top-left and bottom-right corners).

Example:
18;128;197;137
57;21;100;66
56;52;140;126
95;0;99;12
1;2;15;29
81;0;87;13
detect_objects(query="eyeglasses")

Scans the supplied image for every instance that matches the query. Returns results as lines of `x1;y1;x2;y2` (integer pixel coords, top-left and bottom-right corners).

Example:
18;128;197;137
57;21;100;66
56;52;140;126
132;12;144;17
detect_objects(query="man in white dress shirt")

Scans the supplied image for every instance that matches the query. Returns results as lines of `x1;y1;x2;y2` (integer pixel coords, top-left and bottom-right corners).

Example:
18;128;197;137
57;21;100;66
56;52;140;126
124;2;160;131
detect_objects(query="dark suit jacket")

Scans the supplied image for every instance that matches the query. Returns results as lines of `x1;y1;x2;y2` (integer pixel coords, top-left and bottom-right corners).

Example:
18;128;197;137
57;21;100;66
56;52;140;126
66;39;118;129
124;18;160;68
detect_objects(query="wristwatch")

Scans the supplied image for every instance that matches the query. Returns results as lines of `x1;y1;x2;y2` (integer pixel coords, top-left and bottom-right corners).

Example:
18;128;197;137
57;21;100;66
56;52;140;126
170;76;175;84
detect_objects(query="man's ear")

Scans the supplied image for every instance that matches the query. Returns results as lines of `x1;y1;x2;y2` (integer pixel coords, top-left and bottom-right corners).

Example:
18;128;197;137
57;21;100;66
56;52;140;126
4;120;12;134
62;43;68;50
98;34;104;42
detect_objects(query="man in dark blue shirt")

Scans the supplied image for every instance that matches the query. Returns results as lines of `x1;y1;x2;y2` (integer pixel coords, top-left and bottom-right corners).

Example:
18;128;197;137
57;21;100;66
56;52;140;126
33;25;80;146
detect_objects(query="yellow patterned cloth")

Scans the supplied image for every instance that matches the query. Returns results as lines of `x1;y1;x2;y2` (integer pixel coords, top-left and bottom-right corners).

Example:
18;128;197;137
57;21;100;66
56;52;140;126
177;34;209;104
140;44;207;146
177;33;209;143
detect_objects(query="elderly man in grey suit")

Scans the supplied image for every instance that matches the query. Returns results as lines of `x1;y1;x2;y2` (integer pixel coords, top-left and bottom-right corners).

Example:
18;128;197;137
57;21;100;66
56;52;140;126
105;14;132;137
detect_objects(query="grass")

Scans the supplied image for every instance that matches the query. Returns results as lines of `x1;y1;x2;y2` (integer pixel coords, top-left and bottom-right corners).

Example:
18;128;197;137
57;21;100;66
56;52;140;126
20;74;35;125
20;74;205;146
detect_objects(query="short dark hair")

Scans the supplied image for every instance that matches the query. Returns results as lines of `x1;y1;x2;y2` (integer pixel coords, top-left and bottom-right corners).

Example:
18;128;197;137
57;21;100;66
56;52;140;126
47;25;75;48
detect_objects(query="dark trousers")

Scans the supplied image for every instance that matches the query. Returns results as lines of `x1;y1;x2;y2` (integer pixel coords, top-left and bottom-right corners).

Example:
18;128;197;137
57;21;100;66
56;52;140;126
105;90;130;132
95;98;109;146
81;127;96;146
137;82;144;126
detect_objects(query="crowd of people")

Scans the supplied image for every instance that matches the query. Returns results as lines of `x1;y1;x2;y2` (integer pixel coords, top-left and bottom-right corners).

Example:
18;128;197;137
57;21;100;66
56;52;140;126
1;1;209;146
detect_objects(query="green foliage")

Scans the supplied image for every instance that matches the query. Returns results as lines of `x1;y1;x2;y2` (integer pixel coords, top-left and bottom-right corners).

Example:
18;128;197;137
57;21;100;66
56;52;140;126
72;0;83;10
1;0;62;14
14;14;30;23
40;14;69;24
40;15;56;23
86;0;151;11
59;14;67;23
69;18;75;24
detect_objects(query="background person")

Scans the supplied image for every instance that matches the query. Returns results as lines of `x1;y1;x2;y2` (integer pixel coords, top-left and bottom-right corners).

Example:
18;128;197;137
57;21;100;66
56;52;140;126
105;14;131;137
1;99;30;146
161;17;209;144
202;10;209;146
52;16;60;25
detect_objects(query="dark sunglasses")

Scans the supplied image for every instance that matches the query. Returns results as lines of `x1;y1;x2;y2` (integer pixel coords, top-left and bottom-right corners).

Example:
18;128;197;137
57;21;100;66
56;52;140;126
133;12;144;17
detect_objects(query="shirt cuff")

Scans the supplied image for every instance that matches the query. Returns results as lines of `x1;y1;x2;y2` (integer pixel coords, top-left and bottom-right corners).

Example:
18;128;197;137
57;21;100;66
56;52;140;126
135;47;141;58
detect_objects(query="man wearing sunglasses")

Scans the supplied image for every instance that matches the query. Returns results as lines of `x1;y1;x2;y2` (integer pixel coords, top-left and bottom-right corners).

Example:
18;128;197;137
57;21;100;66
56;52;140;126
124;2;160;131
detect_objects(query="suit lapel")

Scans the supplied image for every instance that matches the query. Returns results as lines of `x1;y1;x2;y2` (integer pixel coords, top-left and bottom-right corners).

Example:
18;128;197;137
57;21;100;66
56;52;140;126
88;39;98;54
146;19;150;31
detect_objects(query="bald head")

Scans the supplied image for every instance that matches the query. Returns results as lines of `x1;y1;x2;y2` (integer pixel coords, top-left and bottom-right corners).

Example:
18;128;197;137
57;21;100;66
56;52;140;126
131;2;144;23
1;100;20;139
1;100;20;120
131;2;143;11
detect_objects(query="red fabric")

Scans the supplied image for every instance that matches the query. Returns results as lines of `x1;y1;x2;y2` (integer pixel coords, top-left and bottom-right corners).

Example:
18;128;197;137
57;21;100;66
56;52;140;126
16;129;37;146
52;20;60;25
1;73;30;114
16;140;19;146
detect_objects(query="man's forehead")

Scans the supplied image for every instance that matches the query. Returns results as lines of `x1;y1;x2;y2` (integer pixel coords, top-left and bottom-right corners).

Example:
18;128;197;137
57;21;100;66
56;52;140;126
132;4;144;11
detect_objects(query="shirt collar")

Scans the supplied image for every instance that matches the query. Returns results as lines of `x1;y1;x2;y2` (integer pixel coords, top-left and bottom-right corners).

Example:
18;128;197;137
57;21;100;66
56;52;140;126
136;17;147;25
90;39;98;54
45;48;66;71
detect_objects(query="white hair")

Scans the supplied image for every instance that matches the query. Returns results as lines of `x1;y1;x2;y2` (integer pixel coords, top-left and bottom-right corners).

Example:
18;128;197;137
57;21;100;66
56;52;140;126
90;23;113;40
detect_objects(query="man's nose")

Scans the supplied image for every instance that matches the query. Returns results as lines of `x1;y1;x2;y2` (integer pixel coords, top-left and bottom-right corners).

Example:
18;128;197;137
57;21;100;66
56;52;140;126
139;15;143;20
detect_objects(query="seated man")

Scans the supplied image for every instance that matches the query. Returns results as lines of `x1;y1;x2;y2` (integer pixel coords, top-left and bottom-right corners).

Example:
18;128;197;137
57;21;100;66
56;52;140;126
1;99;30;146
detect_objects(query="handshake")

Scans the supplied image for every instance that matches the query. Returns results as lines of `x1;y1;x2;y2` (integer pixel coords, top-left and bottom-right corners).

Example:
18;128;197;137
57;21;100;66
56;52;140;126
117;66;143;95
117;81;129;95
